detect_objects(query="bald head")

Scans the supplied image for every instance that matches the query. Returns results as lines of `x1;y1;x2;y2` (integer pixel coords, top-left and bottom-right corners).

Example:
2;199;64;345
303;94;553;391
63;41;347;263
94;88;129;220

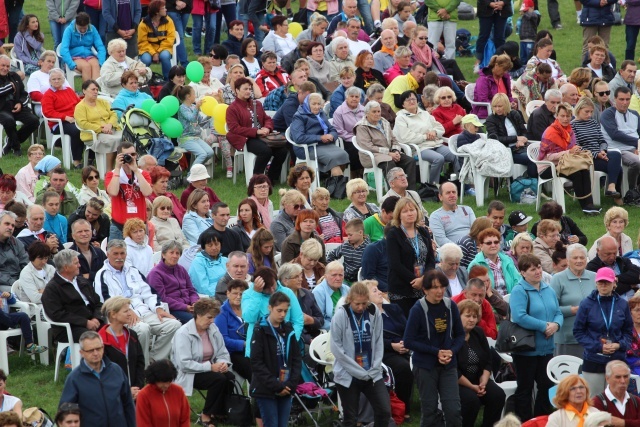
380;29;397;49
402;21;416;37
597;235;619;265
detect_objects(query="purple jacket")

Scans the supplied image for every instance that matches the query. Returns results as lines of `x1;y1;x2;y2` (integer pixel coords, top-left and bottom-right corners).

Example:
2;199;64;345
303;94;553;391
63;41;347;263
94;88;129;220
472;67;514;119
625;0;640;26
333;101;365;142
147;260;199;311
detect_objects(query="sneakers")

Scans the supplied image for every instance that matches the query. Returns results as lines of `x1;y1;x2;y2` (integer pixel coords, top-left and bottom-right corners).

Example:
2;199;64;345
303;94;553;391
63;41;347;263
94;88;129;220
465;187;476;196
26;343;48;355
226;169;233;178
582;205;601;215
1;137;9;156
553;24;563;29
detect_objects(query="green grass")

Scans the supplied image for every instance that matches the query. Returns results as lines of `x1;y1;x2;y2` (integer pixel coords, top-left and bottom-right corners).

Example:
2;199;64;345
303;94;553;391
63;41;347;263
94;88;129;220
3;0;639;425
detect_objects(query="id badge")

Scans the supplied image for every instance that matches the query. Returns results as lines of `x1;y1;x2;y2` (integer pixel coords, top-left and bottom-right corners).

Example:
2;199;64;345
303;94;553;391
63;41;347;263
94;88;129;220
279;368;290;382
356;353;370;370
414;262;424;278
126;200;138;214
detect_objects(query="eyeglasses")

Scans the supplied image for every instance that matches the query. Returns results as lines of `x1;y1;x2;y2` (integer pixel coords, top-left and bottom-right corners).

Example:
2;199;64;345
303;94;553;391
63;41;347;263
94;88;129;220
159;206;172;211
483;240;500;246
86;175;99;181
293;204;304;210
353;189;368;194
440;95;453;100
404;98;417;103
81;346;104;353
418;37;428;40
596;90;611;96
254;184;270;190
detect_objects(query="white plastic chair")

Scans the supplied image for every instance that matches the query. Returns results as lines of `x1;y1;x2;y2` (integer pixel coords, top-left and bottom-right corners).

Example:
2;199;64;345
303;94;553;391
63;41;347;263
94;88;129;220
56;44;95;89
527;141;570;211
42;116;72;169
464;83;492;123
0;120;34;158
9;48;24;74
75;123;109;179
227;216;238;227
42;308;82;381
274;253;282;268
100;237;108;252
525;100;545;119
352;136;386;204
546;355;583;384
171;31;180;68
309;332;333;367
152;251;162;266
11;282;51;365
285;127;321;190
0;297;35;374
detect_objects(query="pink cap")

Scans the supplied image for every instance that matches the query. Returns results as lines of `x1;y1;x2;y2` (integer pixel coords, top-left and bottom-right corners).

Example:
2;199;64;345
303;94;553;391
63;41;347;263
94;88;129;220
595;267;616;283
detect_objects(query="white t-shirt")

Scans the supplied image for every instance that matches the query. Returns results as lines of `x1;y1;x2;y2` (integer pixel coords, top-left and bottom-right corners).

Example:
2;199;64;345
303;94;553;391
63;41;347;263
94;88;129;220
0;395;21;412
274;34;298;59
449;276;463;297
243;58;261;79
347;38;372;56
588;63;603;78
211;65;226;81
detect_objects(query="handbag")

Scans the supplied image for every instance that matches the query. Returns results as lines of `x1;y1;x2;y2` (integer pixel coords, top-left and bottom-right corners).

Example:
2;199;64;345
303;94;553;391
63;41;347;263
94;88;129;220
225;380;254;426
495;292;536;353
555;149;593;176
251;100;287;148
325;175;348;199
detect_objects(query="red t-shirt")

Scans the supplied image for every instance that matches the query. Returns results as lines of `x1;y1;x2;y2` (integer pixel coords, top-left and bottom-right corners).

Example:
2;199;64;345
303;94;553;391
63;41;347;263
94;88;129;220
452;293;498;339
105;169;152;225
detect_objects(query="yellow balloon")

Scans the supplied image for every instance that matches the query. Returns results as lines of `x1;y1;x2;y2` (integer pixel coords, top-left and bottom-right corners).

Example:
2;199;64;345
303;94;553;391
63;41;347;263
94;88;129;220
212;104;229;135
214;120;227;135
288;22;303;38
201;96;218;117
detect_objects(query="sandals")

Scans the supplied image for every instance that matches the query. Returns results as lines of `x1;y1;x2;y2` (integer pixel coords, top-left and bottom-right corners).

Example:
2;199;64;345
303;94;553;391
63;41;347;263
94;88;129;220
197;415;216;427
26;344;48;355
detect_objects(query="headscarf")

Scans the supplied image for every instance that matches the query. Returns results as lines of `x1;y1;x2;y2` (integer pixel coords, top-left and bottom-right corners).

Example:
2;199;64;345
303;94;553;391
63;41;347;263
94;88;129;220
563;402;589;427
302;94;329;134
35;155;62;174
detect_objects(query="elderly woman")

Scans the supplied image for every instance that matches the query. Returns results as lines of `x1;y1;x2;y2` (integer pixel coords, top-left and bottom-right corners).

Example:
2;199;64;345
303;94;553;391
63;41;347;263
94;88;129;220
354;101;417;190
333;87;365;171
182;189;213;245
457;217;493;270
366;83;396;127
279;262;323;345
281;209;327;265
136;360;191;427
137;0;175;80
509;253;563;421
485;93;537;178
261;16;297;62
227;77;287;184
574;266;634;396
291;93;350;185
148;241;200;324
74;79;122;168
112;70;154;118
100;38;152;97
473;54;517;119
531;201;588;246
270;189;307;251
148;166;186;226
393;90;457;185
386;197;436;316
436;243;468;297
354;51;386;91
329;37;355;82
311;261;350;329
231;198;263;251
158;65;186;101
587;46;616;82
255;50;290;97
247;228;276;274
248;174;274;229
77;166;112;218
189;229;228;298
292;239;326;290
59;12;106;82
150;196;191;251
342;178;381;223
588;207;633;259
307;42;332;84
550;243;596;358
532;219;562;274
526;38;565;81
432;86;467;138
383;46;413;85
569;67;594;98
171;298;235;427
468;228;521;296
538;102;600;215
98;296;146;399
179;164;221;211
26;51;69;117
286;164;314;209
311;187;344;244
15;144;44;203
507;231;534;266
547;375;603;427
16;241;55;304
329;66;365;118
41;68;84;169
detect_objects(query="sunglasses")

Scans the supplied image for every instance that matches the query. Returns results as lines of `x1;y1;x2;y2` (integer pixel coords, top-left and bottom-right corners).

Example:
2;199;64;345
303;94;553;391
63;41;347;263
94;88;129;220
596;90;611;96
483;240;500;245
86;175;99;181
159;206;172;211
441;95;453;99
293;204;304;210
417;37;428;40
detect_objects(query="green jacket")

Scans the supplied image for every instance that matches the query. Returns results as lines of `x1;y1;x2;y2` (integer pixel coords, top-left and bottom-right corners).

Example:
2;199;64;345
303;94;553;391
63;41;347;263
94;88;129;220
35;188;79;217
468;251;521;294
424;0;460;21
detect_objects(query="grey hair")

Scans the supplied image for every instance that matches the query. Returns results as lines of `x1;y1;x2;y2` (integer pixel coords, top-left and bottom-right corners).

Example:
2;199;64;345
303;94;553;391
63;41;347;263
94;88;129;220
422;84;439;102
330;36;349;52
325;260;344;274
53;249;80;272
345;86;362;97
49;68;66;79
79;330;102;350
364;101;380;114
0;211;16;223
277;262;303;282
26;204;44;219
346;17;361;27
366;83;385;99
394;46;412;58
308;92;324;105
107;38;128;55
438;243;463;262
137;154;157;168
161;240;184;255
605;360;630;377
385;167;404;183
39;50;57;62
565;243;587;259
381;17;398;30
107;239;127;252
227;251;248;261
466;277;485;290
545;89;562;100
0;55;10;63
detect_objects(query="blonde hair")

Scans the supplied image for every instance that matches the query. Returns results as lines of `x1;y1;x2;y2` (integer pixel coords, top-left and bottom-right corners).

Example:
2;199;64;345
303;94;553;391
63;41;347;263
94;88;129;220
152;195;173;217
491;93;511;113
101;296;131;319
345;281;370;303
279;189;306;208
536;219;561;237
312;187;330;204
346;178;369;200
512;232;534;253
604;206;629;229
434;86;456;104
391;197;424;227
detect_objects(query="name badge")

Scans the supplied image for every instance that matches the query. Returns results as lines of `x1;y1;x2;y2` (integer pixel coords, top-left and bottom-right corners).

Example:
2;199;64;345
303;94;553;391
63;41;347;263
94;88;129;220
356;353;370;370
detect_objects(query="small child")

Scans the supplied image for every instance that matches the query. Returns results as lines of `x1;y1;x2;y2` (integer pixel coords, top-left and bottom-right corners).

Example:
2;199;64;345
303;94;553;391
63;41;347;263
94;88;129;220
42;191;68;244
363;196;399;243
504;210;535;248
175;85;215;170
0;291;47;355
456;114;483;147
394;1;417;37
327;219;370;283
519;0;540;64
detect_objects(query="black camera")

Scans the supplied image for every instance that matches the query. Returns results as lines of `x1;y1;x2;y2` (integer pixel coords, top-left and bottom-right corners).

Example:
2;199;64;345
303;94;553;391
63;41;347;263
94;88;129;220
123;154;133;164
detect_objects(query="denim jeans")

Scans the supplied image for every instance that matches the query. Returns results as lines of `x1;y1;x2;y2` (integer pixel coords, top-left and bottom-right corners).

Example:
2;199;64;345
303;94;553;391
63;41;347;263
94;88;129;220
215;3;238;44
238;0;249;37
626;25;640;60
520;41;534;64
356;0;374;33
256;396;293;427
140;50;173;79
421;145;459;184
50;21;70;50
414;365;462;427
109;223;124;241
0;311;33;344
168;11;190;66
336;378;391;427
593;149;622;186
192;13;217;55
84;6;107;43
171;310;194;324
180;137;214;166
476;15;508;62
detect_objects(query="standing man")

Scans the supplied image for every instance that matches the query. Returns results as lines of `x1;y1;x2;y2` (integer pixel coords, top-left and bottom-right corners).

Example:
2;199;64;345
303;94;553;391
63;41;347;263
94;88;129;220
0;211;28;293
430;182;477;246
425;0;461;60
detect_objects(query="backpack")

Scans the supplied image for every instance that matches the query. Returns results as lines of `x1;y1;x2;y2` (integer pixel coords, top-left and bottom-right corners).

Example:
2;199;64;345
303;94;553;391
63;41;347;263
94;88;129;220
455;29;475;57
624;187;640;206
458;2;476;20
510;177;537;202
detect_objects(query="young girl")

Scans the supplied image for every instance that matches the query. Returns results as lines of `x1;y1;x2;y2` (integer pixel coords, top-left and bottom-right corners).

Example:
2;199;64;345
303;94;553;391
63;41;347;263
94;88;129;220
42;191;68;244
188;229;228;297
13;14;44;76
174;85;215;171
247;228;276;274
123;218;154;276
250;292;302;427
393;1;416;37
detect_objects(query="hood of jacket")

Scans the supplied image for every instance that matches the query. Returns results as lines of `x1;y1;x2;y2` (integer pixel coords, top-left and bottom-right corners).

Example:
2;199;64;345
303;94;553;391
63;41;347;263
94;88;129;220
354;114;393;140
125;236;149;250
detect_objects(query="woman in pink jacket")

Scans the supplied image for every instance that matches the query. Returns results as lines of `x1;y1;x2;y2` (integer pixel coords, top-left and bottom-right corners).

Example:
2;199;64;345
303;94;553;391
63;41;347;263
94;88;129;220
472;54;517;119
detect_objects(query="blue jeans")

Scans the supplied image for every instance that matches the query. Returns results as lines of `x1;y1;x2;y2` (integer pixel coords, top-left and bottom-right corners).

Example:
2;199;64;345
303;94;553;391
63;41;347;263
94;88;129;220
171;310;194;324
50;21;70;50
0;311;33;344
192;13;217;55
215;4;238;44
476;15;508;61
356;0;374;33
594;149;622;186
168;11;190;66
626;25;640;60
520;41;534;64
140;50;173;79
109;223;124;241
84;6;107;43
256;396;293;427
180;137;214;166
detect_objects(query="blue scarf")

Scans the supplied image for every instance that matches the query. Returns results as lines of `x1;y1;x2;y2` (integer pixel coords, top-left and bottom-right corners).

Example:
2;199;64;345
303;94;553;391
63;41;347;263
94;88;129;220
303;95;329;134
35;155;61;174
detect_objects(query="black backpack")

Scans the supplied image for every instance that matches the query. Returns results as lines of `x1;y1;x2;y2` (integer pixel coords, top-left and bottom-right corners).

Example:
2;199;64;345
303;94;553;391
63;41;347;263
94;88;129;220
624;188;640;206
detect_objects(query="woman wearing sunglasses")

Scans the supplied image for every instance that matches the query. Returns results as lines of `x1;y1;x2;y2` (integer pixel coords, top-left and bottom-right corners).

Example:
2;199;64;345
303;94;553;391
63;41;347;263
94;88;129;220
78;166;112;218
591;79;612;123
270;189;307;252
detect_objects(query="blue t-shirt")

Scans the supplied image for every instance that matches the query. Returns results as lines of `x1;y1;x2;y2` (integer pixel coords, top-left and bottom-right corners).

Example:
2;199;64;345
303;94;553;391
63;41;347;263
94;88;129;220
117;0;133;31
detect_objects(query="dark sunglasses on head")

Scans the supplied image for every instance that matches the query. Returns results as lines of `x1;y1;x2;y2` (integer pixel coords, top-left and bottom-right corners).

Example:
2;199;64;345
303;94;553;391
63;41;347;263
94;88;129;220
596;90;611;96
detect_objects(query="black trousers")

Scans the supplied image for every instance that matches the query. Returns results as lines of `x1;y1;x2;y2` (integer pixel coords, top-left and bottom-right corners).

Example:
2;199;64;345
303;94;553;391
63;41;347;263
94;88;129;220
512;353;554;422
379;153;416;190
383;352;413;413
245;138;288;184
0;107;39;150
337;378;391;427
458;380;505;427
393;297;419;319
230;351;252;381
540;167;593;208
53;121;84;161
193;371;235;416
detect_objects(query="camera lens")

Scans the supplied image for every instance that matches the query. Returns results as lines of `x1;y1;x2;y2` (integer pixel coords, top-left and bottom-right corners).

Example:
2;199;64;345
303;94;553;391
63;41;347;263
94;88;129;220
123;154;133;164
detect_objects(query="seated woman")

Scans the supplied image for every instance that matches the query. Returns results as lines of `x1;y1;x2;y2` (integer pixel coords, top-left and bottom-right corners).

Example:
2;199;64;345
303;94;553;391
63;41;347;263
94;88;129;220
150;196;191;251
281;209;327;265
485;93;537;178
148;166;186;226
100;38;152;98
41;68;84;169
306;42;332;84
59;12;106;82
432;86;467;138
383;46;412;86
291;93;350;186
123;218;154;276
588;206;633;259
329;66;365;118
182;189;214;245
77;166;112;218
512;63;558;120
279;262;323;345
271;189;307;251
507;231;534;266
248;174;274;228
329;37;356;82
333;87;365;171
342;178;381;223
15;144;44;203
74;79;123;168
0;174;29;210
468;228;521;296
591;79;612;123
241;38;262;79
14;15;44;77
292;239;326;290
147;241;200;324
572;97;622;203
587;45;616;83
393;90;457;186
538;102;600;215
255;50;290;97
547;375;604;426
366;83;396;127
525;38;565;81
231;198;264;251
287;164;315;209
221;63;263;105
247;228;276;274
26;51;69;116
189;56;225;105
532;219;563;274
354;101;417;189
180;164;221;210
312;187;344;244
568;67;594;98
473;54;517;119
158;65;185;101
112;70;154;119
16;241;55;304
261;16;297;62
189;229;228;298
137;0;176;80
171;298;235;427
354;51;386;92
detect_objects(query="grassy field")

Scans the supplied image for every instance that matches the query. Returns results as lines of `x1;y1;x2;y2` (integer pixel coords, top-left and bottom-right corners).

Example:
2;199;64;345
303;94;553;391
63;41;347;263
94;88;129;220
3;0;640;425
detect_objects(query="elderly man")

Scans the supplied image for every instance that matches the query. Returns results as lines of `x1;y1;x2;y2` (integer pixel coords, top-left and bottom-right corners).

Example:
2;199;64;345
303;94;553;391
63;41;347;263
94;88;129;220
60;331;136;427
346;18;372;56
527;89;562;140
372;18;402;52
34;167;79;216
69;220;107;283
312;261;351;329
382;167;429;218
137;154;158;173
273;78;316;132
593;360;640;426
0;55;39;156
430;182;477;246
587;236;640;299
561;83;579;107
94;239;181;365
452;278;498;339
601;86;640;192
215;251;251;302
17;204;62;255
42;249;104;343
0;211;27;293
383;62;428;112
373;30;397;73
609;60;637;93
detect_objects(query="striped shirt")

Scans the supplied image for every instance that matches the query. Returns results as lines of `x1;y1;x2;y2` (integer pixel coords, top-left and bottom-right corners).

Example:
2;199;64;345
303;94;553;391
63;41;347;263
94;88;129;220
571;118;607;157
318;213;342;242
326;237;371;283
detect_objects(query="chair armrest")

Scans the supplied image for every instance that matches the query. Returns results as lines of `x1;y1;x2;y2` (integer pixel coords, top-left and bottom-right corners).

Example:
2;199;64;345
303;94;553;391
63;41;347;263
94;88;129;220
398;143;412;157
75;123;99;143
9;300;31;314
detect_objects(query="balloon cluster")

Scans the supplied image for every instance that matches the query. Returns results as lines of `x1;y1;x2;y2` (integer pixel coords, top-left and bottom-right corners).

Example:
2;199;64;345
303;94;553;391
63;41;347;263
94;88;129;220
140;96;183;138
288;22;303;38
200;96;229;135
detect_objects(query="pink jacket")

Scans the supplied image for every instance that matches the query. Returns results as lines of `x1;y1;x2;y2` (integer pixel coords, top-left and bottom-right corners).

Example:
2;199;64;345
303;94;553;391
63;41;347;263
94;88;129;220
472;67;514;119
384;63;409;85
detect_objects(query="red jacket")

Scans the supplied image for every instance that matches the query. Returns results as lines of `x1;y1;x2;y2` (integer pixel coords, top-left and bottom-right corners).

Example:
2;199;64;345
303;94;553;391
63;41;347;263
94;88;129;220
226;97;274;150
452;292;498;339
255;68;290;97
432;104;466;138
136;383;191;427
41;87;81;129
180;184;221;209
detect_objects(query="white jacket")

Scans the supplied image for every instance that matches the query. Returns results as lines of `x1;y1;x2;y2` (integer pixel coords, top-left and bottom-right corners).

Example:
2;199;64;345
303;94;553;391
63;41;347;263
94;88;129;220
393;109;446;150
124;236;154;276
17;262;56;304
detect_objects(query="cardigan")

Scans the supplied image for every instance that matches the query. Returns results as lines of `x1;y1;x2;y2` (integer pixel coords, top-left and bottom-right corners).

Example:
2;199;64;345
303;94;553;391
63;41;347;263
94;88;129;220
74;98;120;142
226;98;274;150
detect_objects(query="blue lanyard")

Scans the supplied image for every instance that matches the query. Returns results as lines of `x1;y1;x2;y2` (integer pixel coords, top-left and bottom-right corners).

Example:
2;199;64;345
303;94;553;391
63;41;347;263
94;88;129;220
349;307;365;354
401;225;420;259
267;319;287;368
597;295;615;335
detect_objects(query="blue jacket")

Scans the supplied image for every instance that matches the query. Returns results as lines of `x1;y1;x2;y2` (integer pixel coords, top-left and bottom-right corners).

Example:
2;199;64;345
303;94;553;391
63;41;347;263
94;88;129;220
580;0;617;26
59;357;136;427
290;105;338;160
272;92;300;132
60;20;107;70
360;239;389;292
329;84;365;117
403;297;465;370
312;279;350;330
112;89;153;118
102;0;142;33
182;211;214;245
573;290;633;368
188;252;228;297
214;299;246;353
241;281;303;357
510;278;563;356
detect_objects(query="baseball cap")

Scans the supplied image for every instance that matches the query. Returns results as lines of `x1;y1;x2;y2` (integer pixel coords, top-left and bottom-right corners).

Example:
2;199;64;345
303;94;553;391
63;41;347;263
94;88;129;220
508;210;533;227
461;114;483;128
595;267;616;283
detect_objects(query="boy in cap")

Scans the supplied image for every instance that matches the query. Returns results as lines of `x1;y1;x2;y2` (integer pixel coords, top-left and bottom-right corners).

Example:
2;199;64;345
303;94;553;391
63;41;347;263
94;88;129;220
504;210;535;248
457;114;484;147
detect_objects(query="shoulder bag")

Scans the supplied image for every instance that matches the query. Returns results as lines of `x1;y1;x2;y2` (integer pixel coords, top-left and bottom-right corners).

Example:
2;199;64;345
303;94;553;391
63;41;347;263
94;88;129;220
495;291;536;353
251;100;287;148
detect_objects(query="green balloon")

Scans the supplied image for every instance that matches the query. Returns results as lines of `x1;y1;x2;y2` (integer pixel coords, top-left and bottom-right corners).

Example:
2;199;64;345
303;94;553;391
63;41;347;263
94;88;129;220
161;118;183;138
161;95;180;116
141;99;156;114
186;61;205;83
150;104;169;123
